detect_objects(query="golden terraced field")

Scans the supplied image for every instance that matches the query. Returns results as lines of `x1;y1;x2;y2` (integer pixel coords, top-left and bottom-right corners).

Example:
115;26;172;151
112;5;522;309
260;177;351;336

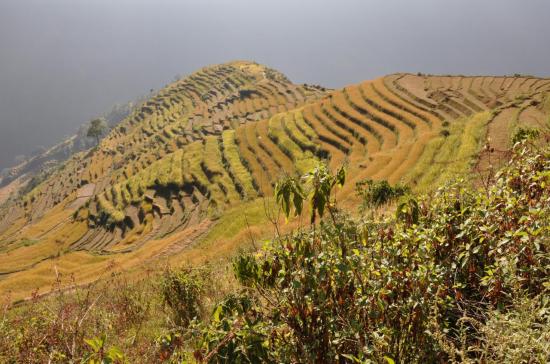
1;61;549;300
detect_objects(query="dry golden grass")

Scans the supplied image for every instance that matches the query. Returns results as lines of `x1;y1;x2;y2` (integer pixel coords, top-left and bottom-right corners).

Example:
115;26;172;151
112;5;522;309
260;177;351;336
372;77;439;129
338;87;397;149
2;68;549;304
360;82;416;140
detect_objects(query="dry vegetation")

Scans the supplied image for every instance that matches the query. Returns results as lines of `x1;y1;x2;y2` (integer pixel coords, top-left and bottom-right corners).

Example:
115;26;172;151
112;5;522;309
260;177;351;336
1;138;548;363
0;62;549;349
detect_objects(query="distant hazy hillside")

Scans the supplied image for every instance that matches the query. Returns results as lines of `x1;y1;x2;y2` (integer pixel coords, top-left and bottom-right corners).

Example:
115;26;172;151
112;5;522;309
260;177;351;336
0;101;136;190
0;61;549;300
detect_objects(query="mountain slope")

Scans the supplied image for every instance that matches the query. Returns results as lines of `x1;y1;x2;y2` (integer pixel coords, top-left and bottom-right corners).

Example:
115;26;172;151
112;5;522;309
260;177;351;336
0;62;549;300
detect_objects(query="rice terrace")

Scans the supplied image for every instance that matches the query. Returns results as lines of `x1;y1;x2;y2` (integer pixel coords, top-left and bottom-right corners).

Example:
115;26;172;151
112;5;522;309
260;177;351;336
0;1;549;363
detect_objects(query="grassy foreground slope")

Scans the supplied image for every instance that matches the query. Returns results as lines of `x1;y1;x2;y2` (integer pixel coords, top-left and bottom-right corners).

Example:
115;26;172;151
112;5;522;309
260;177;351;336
1;138;548;363
0;62;549;301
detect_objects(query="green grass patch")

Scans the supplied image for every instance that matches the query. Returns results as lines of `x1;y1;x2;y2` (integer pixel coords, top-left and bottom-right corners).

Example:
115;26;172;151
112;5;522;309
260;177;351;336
198;198;271;248
203;136;240;202
222;131;257;200
405;111;490;191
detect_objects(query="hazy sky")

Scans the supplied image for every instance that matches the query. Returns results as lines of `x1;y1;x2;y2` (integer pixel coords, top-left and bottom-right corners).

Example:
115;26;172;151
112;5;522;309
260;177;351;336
1;0;549;170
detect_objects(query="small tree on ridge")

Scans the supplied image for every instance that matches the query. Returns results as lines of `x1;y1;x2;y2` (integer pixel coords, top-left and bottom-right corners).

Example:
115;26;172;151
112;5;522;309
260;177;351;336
87;118;108;145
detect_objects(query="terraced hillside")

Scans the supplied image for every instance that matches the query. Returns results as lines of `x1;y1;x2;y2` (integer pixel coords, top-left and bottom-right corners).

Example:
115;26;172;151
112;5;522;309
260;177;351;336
1;62;549;300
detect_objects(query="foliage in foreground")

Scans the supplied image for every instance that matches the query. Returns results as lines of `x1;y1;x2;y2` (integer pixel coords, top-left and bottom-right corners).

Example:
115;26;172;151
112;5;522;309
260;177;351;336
194;141;549;363
355;178;409;210
0;141;548;363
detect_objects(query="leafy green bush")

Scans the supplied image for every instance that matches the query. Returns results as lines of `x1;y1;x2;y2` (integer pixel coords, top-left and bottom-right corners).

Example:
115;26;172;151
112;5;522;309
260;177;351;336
160;268;204;329
1;142;548;363
275;163;345;225
196;141;550;363
355;179;409;210
512;126;540;144
83;335;125;364
194;293;269;363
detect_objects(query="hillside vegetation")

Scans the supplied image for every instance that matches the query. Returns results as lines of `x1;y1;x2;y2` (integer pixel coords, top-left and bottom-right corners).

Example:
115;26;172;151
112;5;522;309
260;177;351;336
0;61;549;305
1;139;548;363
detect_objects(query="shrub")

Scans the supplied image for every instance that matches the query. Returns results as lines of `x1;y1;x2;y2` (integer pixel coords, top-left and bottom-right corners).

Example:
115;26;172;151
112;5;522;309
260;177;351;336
83;335;125;364
0;277;157;363
193;293;269;363
196;141;550;363
1;142;548;364
512;126;540;144
160;268;203;329
355;178;409;210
